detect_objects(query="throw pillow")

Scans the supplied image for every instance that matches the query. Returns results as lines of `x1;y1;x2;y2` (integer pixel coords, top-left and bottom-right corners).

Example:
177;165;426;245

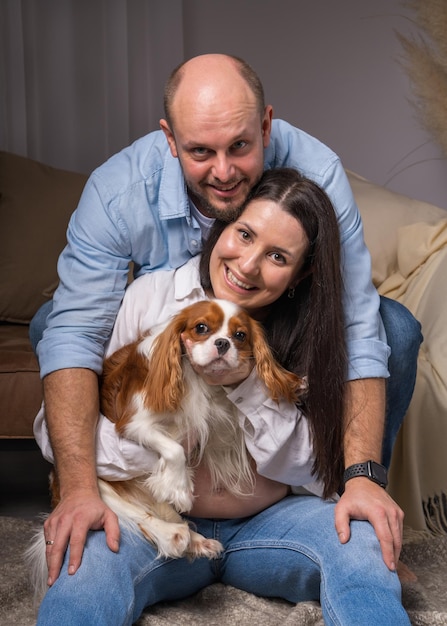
346;170;446;287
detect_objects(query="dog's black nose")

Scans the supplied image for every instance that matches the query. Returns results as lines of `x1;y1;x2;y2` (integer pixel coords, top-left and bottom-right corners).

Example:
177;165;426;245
215;338;230;356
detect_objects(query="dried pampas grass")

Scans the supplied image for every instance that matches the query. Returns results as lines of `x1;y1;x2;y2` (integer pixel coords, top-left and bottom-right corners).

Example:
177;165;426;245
398;0;447;156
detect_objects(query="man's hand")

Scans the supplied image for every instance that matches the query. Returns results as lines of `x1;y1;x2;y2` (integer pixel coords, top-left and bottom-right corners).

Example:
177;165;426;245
43;489;120;586
334;477;404;571
339;378;404;569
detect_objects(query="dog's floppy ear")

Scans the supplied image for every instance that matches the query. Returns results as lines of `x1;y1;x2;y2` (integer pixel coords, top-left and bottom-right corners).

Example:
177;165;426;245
144;313;187;413
100;340;148;425
249;318;307;404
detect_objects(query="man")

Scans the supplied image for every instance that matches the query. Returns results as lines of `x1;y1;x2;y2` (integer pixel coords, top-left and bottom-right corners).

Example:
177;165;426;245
33;54;421;596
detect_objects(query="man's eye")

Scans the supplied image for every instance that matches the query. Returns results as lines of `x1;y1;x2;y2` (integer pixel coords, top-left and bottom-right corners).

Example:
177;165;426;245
191;147;208;157
195;323;209;334
232;140;247;150
234;331;246;342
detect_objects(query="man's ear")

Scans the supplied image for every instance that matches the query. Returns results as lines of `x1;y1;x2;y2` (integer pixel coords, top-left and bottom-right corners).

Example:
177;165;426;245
159;119;178;158
261;105;273;148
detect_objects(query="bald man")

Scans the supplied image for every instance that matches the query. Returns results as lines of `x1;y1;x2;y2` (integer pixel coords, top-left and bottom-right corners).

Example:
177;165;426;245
33;54;418;625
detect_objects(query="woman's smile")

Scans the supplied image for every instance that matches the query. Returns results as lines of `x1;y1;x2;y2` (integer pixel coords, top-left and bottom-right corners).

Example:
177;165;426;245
209;198;309;316
225;266;257;292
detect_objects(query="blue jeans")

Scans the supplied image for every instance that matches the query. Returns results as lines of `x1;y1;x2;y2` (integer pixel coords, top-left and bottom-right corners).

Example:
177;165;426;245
29;296;423;468
379;297;422;466
36;495;410;626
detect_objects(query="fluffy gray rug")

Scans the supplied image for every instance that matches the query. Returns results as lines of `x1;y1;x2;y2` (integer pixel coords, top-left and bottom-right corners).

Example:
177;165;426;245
1;516;446;625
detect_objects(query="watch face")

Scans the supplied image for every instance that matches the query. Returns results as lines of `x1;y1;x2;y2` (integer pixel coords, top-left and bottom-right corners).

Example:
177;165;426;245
371;461;388;486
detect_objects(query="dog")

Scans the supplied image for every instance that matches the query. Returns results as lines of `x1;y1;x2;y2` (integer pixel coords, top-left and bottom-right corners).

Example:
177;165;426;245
27;299;305;598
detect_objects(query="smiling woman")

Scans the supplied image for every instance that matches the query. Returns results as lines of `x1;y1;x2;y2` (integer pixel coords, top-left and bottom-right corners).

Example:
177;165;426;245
207;199;309;317
200;167;346;497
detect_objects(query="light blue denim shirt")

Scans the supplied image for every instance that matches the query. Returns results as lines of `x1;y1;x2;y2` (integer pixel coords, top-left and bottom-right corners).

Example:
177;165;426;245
38;119;390;380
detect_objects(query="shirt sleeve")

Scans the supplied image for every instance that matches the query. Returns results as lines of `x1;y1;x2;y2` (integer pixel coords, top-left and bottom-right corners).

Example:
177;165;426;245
33;404;159;480
266;121;391;380
37;177;132;378
324;159;391;380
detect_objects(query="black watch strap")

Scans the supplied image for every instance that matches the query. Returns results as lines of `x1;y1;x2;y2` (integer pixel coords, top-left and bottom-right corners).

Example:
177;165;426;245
343;460;388;488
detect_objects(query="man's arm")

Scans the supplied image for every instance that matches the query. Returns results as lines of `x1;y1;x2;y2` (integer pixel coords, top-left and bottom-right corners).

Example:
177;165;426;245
42;368;120;586
334;378;404;571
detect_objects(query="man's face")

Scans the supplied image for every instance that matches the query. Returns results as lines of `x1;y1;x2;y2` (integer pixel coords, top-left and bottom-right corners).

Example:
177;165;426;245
161;103;272;221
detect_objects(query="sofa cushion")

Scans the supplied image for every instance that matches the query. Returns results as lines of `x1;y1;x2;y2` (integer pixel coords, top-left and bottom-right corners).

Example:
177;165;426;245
0;152;88;323
0;324;42;437
346;170;446;286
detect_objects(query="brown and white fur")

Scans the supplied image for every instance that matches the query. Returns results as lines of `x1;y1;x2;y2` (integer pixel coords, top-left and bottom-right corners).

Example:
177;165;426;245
27;299;305;597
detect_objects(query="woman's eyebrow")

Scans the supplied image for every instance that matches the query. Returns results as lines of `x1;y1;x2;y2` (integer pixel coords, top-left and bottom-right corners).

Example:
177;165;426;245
236;220;296;259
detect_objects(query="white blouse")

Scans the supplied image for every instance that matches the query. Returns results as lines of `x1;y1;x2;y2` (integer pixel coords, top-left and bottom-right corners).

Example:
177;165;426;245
34;255;326;497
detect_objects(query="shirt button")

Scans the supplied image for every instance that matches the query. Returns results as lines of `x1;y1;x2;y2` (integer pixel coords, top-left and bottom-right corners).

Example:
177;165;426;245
190;239;198;248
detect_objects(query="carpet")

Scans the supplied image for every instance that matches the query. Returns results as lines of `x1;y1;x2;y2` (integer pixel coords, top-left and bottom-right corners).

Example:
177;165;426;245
1;516;446;625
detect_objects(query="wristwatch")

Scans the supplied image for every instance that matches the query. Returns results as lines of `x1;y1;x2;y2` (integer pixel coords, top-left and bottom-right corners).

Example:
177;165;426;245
343;460;388;488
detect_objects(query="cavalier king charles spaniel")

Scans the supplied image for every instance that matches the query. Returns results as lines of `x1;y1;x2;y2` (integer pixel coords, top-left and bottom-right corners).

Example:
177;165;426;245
27;299;305;597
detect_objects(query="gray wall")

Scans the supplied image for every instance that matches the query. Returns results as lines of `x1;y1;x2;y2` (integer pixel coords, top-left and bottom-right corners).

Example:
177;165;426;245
183;0;447;209
3;0;446;209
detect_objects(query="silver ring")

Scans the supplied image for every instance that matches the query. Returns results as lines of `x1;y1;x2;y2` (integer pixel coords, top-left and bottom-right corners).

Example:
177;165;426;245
46;540;54;546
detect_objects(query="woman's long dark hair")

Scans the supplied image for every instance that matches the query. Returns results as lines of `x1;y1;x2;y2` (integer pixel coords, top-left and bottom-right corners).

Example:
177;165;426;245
200;168;347;497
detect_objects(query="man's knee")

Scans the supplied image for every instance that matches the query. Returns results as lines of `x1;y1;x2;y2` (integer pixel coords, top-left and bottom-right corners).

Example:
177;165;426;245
29;300;53;353
379;296;423;357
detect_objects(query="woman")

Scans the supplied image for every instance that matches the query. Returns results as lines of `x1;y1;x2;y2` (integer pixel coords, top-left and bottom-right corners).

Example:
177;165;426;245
34;169;409;625
199;167;346;498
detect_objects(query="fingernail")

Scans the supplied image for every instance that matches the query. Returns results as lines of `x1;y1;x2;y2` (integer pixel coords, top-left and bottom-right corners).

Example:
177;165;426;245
47;577;53;587
68;565;75;575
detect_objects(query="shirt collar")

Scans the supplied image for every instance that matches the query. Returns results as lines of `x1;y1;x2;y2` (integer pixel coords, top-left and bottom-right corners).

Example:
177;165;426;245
174;256;206;301
158;151;190;220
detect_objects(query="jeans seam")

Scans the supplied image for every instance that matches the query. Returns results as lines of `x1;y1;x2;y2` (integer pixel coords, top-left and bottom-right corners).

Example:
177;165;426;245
225;539;318;556
225;541;345;626
211;521;223;576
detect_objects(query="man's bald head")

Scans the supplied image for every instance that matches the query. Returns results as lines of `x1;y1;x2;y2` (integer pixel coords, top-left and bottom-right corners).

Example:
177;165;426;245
163;54;265;130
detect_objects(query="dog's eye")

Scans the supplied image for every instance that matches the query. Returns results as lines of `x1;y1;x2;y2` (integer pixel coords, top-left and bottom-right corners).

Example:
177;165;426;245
194;323;209;335
234;331;246;342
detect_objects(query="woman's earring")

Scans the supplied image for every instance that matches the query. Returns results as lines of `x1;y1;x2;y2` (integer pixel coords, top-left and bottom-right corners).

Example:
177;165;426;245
288;287;295;300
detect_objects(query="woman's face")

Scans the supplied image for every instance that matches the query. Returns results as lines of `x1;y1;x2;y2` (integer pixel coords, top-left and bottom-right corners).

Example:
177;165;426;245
209;198;309;317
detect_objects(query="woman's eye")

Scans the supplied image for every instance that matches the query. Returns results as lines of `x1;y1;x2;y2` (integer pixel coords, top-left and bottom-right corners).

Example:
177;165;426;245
195;323;209;334
238;229;251;241
270;252;286;264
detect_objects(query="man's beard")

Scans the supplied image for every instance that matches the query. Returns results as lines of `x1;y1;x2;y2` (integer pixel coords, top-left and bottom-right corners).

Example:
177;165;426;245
186;184;247;223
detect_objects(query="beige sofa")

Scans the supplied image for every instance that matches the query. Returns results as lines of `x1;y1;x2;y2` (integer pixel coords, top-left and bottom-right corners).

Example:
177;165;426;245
1;151;446;533
347;170;447;533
